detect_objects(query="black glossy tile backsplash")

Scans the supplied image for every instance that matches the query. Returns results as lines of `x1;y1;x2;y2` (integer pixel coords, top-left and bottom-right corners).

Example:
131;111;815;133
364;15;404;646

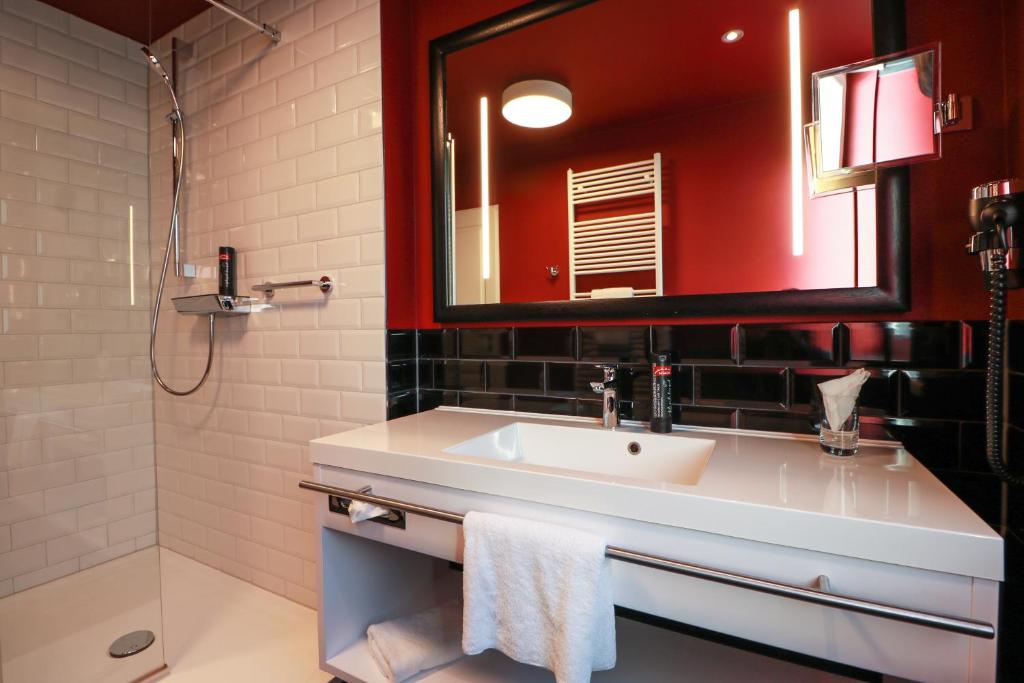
487;361;545;394
417;329;458;358
386;329;416;360
513;327;578;360
579;326;650;362
458;328;511;358
900;370;986;420
695;367;787;409
741;323;840;365
790;368;895;416
385;360;417;393
545;362;603;397
651;325;734;363
433;360;485;392
386;321;1015;531
1007;322;1024;544
845;321;962;367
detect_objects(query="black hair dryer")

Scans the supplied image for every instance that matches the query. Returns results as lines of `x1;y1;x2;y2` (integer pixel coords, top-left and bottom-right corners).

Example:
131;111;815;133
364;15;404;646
967;179;1024;485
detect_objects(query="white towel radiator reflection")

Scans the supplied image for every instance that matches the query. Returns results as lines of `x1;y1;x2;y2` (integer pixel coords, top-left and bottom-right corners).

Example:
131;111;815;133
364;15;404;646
567;154;664;300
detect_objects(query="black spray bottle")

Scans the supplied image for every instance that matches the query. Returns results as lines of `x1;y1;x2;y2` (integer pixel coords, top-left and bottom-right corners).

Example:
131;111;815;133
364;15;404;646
218;246;236;297
650;352;672;433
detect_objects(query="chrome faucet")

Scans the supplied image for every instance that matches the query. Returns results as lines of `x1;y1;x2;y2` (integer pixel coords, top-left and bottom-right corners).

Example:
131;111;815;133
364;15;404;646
590;365;620;429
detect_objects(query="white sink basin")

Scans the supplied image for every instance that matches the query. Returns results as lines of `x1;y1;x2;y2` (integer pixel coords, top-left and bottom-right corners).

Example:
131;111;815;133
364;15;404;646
444;422;715;488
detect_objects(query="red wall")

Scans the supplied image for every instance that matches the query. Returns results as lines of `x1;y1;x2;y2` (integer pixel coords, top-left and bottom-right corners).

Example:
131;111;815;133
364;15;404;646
382;0;1017;329
482;94;868;302
1008;0;1023;177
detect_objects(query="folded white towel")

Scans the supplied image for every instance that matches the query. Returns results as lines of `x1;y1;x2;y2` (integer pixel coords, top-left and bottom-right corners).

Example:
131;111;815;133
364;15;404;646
348;499;389;523
366;601;464;682
461;511;616;683
590;286;634;299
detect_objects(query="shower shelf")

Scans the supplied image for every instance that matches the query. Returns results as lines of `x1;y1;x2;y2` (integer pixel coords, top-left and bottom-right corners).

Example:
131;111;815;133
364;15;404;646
172;293;256;316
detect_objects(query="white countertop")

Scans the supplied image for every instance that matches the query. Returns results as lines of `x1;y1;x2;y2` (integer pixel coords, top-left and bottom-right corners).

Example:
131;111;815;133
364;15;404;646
311;408;1004;580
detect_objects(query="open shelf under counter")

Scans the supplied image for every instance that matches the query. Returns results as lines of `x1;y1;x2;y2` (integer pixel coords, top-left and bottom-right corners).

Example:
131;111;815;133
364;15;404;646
324;615;860;683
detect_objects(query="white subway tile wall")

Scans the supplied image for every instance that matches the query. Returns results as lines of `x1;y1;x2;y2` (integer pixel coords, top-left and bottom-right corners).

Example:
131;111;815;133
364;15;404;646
0;0;154;597
149;0;385;607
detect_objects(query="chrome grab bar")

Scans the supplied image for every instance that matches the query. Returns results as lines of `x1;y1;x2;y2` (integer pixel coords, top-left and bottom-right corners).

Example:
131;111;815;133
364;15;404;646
252;275;333;297
298;480;995;639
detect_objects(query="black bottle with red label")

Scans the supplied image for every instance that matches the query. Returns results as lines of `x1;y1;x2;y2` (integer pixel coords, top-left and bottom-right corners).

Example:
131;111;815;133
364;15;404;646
219;246;236;297
650;352;672;433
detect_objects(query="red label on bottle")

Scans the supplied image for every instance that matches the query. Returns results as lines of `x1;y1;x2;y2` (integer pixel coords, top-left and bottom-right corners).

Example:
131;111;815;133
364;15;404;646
653;366;672;376
219;253;231;260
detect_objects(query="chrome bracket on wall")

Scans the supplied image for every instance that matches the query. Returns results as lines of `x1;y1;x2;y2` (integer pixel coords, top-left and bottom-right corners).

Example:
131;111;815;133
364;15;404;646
936;93;962;127
936;93;973;132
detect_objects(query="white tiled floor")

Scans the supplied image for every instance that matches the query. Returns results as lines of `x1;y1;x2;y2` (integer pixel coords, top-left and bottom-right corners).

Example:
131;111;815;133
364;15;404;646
160;548;330;683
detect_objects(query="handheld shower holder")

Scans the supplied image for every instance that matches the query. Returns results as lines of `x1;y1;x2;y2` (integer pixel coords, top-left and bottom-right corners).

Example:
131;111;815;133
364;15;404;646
172;294;255;317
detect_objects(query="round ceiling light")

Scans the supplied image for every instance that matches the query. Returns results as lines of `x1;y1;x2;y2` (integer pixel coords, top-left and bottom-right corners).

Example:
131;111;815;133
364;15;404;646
721;28;744;43
501;80;572;128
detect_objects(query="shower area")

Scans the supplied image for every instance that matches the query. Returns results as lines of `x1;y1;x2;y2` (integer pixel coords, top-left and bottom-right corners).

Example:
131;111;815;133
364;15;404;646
0;0;291;680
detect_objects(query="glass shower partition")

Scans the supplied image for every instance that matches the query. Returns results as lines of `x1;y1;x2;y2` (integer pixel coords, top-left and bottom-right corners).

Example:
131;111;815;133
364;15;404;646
0;0;165;681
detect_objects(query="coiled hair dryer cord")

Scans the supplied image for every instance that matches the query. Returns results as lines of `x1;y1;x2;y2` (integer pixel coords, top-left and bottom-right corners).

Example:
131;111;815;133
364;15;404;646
986;249;1023;485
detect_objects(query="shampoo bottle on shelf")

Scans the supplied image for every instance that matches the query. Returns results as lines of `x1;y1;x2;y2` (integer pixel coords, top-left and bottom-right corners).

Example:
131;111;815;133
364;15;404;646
218;246;236;297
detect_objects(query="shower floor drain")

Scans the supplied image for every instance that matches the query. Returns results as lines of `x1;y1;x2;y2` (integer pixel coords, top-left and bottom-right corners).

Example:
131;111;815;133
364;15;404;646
108;630;156;658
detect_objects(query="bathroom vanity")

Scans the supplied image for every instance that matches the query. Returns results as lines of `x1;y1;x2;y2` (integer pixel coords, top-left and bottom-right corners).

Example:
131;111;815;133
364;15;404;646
307;408;1002;682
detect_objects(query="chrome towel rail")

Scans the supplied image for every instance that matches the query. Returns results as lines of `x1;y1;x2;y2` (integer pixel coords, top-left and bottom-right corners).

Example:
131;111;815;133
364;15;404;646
252;275;333;298
298;480;995;639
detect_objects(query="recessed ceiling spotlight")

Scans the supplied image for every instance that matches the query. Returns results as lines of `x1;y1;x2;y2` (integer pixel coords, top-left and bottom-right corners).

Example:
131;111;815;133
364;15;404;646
501;80;572;128
721;29;744;43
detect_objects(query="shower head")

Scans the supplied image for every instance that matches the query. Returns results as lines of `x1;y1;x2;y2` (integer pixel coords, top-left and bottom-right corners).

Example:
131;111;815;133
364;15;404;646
140;46;182;117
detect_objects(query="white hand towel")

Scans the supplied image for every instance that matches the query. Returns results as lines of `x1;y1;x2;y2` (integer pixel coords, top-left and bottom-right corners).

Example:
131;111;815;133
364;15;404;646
348;499;390;523
461;511;616;683
366;601;464;682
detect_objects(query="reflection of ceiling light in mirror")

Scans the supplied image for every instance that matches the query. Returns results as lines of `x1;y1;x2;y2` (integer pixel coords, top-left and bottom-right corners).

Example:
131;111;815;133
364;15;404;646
501;80;572;128
721;29;744;43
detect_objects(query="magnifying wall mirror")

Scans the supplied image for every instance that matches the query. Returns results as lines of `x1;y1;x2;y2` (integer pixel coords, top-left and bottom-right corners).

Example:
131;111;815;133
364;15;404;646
805;45;941;195
431;0;915;322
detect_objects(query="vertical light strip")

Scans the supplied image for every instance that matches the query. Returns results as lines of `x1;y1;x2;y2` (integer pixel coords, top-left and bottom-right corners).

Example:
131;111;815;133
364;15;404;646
129;204;135;306
788;8;804;256
449;135;456;232
480;97;491;280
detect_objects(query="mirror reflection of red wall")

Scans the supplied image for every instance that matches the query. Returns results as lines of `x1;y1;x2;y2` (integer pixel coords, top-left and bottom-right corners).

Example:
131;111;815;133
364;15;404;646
875;61;937;163
446;0;875;304
841;57;937;169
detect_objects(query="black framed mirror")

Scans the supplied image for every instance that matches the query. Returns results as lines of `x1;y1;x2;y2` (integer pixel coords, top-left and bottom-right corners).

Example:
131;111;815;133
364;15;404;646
431;0;909;322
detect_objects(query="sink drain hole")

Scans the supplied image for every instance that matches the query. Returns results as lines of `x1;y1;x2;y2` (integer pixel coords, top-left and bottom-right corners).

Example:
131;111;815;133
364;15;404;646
627;441;642;455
